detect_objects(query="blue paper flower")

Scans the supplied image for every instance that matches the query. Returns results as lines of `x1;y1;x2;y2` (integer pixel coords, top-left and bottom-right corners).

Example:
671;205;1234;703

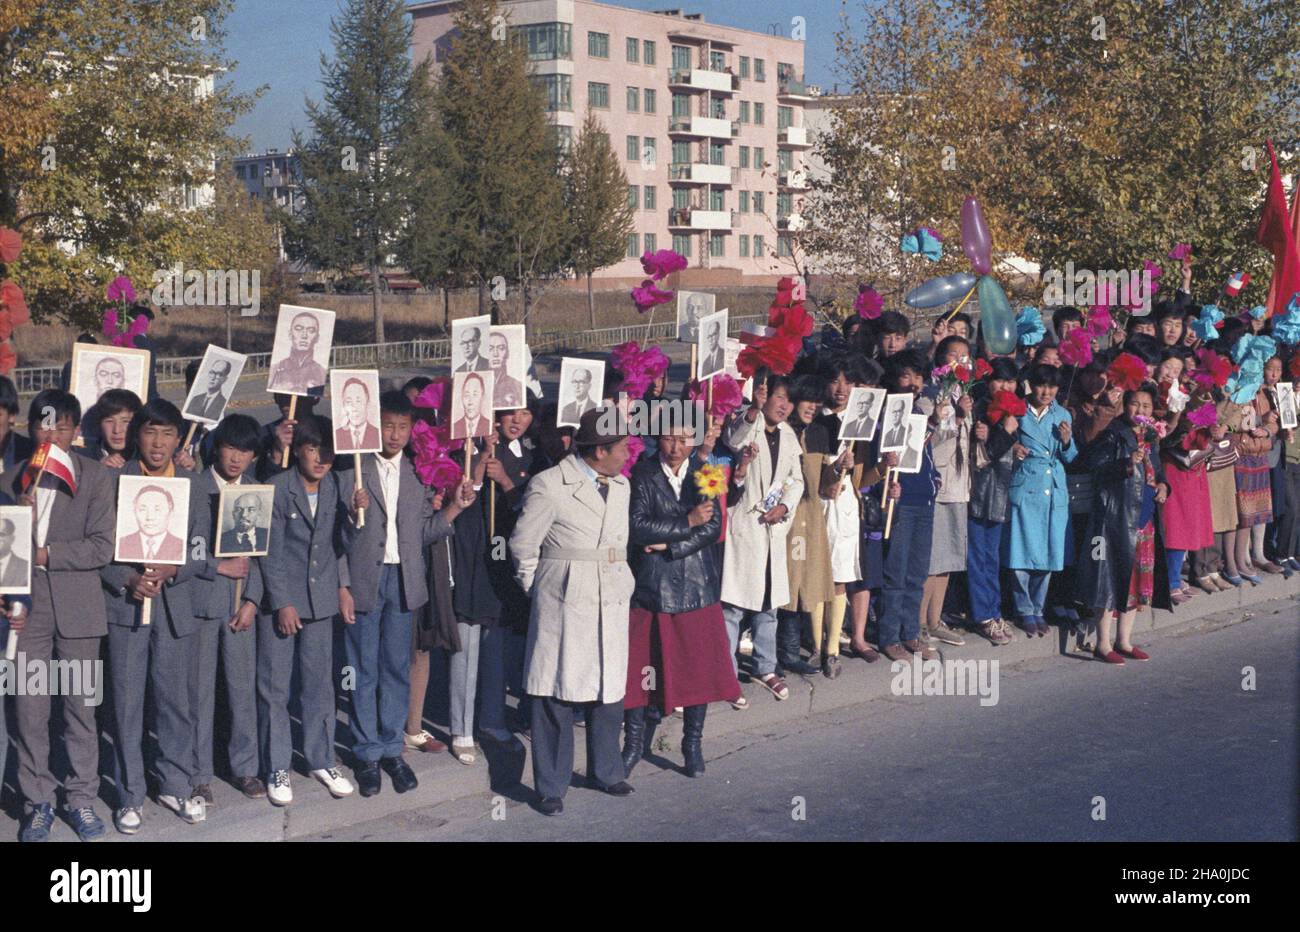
900;228;943;262
1016;306;1045;346
1231;333;1277;366
1190;304;1223;341
1273;294;1300;345
1248;304;1268;320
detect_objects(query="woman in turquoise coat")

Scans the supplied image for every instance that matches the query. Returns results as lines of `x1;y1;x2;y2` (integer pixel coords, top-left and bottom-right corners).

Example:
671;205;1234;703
1002;365;1077;635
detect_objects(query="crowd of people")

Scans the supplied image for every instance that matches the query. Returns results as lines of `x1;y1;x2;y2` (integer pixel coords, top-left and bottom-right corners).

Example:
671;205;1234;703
1;258;1298;839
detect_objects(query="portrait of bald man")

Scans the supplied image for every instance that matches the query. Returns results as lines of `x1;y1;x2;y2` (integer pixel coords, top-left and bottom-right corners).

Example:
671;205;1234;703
94;356;127;401
0;515;30;590
218;489;271;555
185;358;234;421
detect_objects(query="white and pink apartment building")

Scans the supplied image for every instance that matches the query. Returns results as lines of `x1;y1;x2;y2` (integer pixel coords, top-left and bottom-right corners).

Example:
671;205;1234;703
409;0;812;286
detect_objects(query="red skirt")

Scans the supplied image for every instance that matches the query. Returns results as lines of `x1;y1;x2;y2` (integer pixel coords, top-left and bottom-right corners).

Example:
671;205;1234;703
1161;460;1214;551
624;604;742;711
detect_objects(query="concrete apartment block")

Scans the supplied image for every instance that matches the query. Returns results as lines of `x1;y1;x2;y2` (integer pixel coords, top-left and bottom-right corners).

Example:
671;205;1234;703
409;0;809;286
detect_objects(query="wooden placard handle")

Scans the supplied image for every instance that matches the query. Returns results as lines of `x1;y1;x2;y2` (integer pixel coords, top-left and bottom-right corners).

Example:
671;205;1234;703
280;395;297;468
884;496;897;538
140;595;152;627
353;453;366;528
880;466;893;507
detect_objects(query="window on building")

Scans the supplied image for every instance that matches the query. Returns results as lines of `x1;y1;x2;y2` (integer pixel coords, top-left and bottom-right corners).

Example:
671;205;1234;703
739;234;750;257
235;165;245;179
627;233;639;258
513;22;572;60
710;96;726;119
777;192;793;217
753;190;765;213
644;88;657;113
753;146;765;169
627;86;639;111
710;50;725;72
778;234;792;257
739;190;750;212
626;37;639;62
588;31;609;58
709;141;725;165
673;233;692;257
553;124;573;154
673;188;690;209
644;40;656;65
740;56;750;79
710;189;725;211
642;136;656;164
753;102;764;125
672;140;691;164
778;150;793;173
754;58;766;81
710;232;725;257
627;135;640;161
671;45;691;71
628;184;639;209
589;81;610;108
753;234;765;256
644;185;656;210
533;73;572;111
644;232;657;253
739;145;750;168
778;105;793;130
739;100;750;123
672;93;691;118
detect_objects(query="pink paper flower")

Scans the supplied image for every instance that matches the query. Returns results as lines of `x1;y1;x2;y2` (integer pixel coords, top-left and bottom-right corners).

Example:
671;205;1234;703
621;435;645;477
1143;259;1163;282
1187;401;1217;428
854;286;883;320
1085;306;1113;338
688;373;743;420
105;275;135;304
1060;328;1094;367
1167;243;1192;261
640;249;688;281
611;341;670;399
413;378;450;414
631;279;674;312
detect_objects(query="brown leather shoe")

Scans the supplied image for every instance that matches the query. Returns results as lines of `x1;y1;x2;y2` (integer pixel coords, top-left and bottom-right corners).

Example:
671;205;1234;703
1255;561;1284;575
902;639;939;661
235;776;266;799
881;643;910;663
849;639;880;662
404;730;448;753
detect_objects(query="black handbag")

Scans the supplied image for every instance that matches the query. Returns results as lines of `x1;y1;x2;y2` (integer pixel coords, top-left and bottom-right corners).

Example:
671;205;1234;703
862;490;886;533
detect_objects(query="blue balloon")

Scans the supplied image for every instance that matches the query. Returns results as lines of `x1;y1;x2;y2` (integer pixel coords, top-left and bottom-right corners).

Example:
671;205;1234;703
904;272;977;309
977;276;1016;355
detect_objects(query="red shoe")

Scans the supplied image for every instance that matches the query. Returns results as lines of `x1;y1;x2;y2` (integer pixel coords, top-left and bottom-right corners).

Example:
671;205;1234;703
1093;648;1126;665
1116;645;1149;661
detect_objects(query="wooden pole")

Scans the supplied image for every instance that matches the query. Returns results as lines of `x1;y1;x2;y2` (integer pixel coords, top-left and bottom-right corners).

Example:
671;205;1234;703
280;396;297;468
234;578;244;609
463;439;472;477
140;595;152;627
183;422;198;451
884;496;897;538
5;623;17;661
880;465;893;507
353;453;366;528
488;435;496;538
690;344;698;384
706;374;713;413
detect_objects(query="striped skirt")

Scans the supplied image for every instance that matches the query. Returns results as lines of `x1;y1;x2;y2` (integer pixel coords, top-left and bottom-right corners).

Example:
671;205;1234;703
1235;453;1273;527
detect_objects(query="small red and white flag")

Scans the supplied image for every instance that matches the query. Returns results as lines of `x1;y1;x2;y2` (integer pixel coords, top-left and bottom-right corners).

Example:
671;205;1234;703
739;323;775;346
23;442;78;496
1224;271;1251;297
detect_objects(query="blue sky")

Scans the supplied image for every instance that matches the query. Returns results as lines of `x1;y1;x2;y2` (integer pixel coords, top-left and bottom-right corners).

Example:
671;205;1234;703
225;0;852;153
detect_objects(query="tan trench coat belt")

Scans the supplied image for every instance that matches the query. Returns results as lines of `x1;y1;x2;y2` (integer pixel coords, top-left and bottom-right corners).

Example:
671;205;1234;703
540;547;627;563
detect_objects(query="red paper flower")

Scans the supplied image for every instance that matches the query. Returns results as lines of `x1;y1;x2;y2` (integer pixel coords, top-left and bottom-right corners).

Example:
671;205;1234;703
0;227;21;264
640;249;688;281
773;276;804;307
854;286;883;320
631;279;674;312
1106;353;1147;391
986;390;1027;425
769;302;813;340
413;378;450;415
1291;354;1300;380
0;341;15;375
737;334;799;378
1059;329;1093;367
1193;349;1233;388
974;358;993;379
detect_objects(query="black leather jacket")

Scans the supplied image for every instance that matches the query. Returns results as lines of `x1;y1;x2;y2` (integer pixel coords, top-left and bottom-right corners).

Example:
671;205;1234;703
968;399;1018;523
628;455;723;614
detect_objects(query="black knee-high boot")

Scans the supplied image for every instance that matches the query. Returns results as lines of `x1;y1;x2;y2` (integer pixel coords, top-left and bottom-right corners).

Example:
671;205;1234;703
681;705;707;777
621;706;645;777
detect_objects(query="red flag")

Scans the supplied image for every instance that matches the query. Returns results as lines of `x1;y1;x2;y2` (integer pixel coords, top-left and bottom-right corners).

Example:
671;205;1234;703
1257;140;1300;317
23;442;78;495
1265;161;1300;313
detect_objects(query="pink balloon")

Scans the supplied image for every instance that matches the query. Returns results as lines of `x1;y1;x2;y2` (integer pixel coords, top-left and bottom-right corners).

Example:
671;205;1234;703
961;196;993;276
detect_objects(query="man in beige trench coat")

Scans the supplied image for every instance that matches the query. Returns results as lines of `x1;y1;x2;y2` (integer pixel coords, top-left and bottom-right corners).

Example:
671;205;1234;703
510;408;638;816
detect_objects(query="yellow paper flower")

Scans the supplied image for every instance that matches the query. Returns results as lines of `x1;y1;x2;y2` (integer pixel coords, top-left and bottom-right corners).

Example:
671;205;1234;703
693;463;726;499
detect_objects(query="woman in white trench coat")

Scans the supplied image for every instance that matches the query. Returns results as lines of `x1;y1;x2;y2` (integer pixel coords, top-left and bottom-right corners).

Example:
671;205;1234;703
719;375;805;704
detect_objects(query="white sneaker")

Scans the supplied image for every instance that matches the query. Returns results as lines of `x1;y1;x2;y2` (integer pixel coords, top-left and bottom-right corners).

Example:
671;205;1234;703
311;767;355;798
114;807;142;835
738;632;754;655
268;769;293;806
158;794;205;824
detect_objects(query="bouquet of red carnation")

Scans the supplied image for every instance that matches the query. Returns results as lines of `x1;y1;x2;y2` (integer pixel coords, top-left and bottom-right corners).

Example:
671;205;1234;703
737;334;800;378
985;389;1026;426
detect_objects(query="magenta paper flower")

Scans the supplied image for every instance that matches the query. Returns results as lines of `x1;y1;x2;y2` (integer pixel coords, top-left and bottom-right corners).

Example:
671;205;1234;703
413;378;450;414
1167;243;1192;261
1085;306;1113;338
854;286;883;320
1187;401;1218;428
410;420;465;490
621;435;646;478
631;279;674;313
1060;329;1094;367
105;275;135;304
610;341;671;399
688;373;743;419
1143;259;1163;282
640;249;688;281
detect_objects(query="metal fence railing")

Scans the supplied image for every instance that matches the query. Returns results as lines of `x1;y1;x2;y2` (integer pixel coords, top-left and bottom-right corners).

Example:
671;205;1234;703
12;317;763;398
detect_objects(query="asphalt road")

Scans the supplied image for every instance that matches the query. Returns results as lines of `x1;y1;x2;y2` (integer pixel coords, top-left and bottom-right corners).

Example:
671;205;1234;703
302;600;1297;842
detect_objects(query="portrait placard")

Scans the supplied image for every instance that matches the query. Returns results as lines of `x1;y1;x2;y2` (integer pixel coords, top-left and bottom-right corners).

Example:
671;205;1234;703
266;305;335;396
213;484;274;558
676;291;715;343
487;324;528;410
182;345;247;425
69;344;151;418
450;370;495;440
1277;382;1298;431
877;394;914;453
696;309;729;381
895;414;930;474
329;369;383;454
838;388;886;442
0;505;33;595
556;358;605;428
113;475;191;566
451;315;492;374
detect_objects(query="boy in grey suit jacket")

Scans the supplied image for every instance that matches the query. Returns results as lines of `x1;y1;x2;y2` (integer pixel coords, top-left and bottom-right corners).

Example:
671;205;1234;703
190;414;266;804
339;391;472;798
101;400;210;834
2;390;115;842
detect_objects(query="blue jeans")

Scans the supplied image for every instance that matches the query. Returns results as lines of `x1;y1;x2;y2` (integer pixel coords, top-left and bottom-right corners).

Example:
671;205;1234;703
967;517;1005;624
344;565;414;762
1011;569;1051;620
1166;549;1187;593
880;503;933;648
722;604;777;678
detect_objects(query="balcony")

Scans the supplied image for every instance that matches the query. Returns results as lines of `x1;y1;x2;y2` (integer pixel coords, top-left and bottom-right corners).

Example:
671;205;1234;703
778;125;811;147
668;115;735;139
667;67;735;94
778;74;813;100
777;213;806;232
668;207;733;230
668;163;734;185
778;169;810;190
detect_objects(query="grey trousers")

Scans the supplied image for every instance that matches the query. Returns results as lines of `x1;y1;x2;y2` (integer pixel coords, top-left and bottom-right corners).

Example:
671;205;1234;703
194;619;259;784
530;696;625;800
448;621;481;739
11;580;103;811
256;613;335;773
108;617;202;806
